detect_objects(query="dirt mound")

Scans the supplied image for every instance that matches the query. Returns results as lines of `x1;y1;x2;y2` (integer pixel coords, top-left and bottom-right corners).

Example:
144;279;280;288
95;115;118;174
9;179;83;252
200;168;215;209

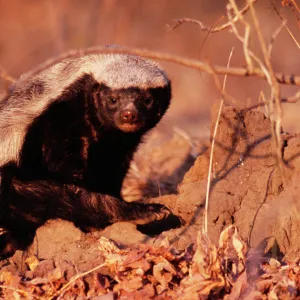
165;102;300;261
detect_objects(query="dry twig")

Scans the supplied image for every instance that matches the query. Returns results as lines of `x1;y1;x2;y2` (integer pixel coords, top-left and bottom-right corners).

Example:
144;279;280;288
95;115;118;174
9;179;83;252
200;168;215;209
227;1;271;79
243;91;300;112
168;0;257;33
0;284;41;299
48;262;107;300
272;3;300;49
290;0;300;13
268;21;287;57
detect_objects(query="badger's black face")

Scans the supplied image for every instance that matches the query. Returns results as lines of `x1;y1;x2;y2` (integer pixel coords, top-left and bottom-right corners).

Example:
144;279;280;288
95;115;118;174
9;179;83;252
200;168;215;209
92;83;171;133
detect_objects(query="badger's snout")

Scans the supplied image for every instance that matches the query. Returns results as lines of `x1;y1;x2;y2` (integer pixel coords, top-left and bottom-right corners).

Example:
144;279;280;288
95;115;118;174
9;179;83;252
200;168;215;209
120;109;138;125
115;102;144;133
117;106;143;132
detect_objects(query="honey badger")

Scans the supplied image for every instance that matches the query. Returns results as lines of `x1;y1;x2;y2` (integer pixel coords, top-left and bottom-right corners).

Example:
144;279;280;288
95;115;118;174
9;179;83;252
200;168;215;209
0;51;174;257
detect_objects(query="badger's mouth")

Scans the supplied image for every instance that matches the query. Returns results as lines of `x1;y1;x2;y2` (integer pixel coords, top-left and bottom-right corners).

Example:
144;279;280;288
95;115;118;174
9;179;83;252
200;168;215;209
116;122;144;133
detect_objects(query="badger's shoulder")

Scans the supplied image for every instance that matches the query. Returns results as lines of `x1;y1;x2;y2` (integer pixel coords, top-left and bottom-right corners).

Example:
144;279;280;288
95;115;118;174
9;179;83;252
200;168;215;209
0;53;170;166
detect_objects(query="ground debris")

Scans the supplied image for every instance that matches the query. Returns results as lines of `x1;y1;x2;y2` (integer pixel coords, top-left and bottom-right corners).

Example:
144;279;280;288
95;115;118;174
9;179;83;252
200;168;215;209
1;226;299;299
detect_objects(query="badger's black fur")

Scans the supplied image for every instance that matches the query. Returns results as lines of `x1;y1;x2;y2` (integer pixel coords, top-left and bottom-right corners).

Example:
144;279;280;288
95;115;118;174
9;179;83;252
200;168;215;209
0;52;174;257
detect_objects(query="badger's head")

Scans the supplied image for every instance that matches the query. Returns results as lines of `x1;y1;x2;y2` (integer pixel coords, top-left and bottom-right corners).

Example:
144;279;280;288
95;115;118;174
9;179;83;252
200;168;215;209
88;54;171;133
91;83;171;133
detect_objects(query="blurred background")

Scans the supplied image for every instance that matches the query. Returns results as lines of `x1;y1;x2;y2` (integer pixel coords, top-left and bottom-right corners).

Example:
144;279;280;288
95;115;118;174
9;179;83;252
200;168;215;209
0;0;299;138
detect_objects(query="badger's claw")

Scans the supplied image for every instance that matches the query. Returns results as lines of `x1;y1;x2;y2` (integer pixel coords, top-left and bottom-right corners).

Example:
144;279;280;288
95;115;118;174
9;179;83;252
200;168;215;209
130;204;171;225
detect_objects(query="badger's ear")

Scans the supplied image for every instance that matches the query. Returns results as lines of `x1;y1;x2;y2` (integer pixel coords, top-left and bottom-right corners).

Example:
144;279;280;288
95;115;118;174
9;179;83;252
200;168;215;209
56;74;99;99
95;83;112;97
98;83;110;91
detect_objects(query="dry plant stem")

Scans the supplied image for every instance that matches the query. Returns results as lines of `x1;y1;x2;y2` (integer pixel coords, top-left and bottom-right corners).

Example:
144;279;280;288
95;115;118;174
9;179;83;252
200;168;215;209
227;1;253;71
290;0;300;13
244;91;300;112
248;0;286;184
227;1;271;82
228;0;283;181
258;91;269;115
12;47;300;89
0;66;15;85
282;91;300;103
48;262;107;300
204;62;234;104
272;3;300;49
268;21;287;57
0;285;41;299
204;47;235;234
168;0;257;33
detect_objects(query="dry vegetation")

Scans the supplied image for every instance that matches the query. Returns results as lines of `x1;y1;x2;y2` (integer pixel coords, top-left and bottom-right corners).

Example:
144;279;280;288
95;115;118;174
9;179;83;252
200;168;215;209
1;0;300;299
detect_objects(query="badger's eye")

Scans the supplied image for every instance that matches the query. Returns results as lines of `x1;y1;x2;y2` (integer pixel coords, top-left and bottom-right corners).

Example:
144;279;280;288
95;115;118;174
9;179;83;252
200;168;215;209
108;97;118;106
144;97;153;107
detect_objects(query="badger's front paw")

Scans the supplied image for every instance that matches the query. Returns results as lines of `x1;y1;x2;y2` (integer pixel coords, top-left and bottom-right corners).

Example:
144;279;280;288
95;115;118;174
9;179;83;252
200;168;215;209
136;204;183;236
130;203;171;225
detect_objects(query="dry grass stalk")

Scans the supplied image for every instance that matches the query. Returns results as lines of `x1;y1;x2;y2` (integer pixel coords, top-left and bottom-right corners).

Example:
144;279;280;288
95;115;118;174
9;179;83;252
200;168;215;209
272;3;300;49
204;47;235;234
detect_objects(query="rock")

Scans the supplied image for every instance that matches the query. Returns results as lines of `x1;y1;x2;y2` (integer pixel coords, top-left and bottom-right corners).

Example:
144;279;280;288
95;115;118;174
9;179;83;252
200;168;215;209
99;222;149;246
29;219;83;260
27;219;104;272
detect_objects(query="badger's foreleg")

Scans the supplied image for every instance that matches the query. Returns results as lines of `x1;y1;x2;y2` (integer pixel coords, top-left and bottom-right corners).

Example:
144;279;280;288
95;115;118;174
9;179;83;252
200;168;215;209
0;178;170;257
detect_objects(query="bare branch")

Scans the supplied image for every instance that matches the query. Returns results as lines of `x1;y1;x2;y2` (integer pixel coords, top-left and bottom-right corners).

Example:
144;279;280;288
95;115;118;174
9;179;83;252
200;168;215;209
13;47;300;90
243;91;300;112
167;0;257;33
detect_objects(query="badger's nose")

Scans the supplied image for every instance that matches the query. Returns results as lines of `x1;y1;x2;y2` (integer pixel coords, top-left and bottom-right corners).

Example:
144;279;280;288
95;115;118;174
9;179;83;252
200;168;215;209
120;109;138;124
